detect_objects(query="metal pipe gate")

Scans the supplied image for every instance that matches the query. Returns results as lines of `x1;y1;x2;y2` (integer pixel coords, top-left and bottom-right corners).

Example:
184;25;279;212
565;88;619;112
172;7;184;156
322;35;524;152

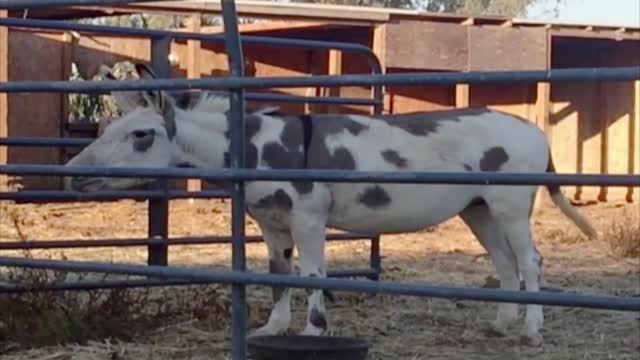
0;1;639;359
0;2;385;279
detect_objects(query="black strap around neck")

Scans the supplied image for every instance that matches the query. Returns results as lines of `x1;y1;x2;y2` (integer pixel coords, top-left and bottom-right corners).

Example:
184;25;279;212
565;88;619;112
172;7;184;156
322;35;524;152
223;113;313;169
299;114;313;169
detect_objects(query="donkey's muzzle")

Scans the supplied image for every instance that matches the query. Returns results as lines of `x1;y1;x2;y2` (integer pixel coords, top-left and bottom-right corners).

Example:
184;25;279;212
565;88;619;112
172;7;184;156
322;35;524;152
66;176;103;192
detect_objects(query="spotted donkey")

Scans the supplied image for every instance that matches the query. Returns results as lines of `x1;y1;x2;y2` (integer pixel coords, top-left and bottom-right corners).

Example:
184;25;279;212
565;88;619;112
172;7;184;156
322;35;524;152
64;64;597;346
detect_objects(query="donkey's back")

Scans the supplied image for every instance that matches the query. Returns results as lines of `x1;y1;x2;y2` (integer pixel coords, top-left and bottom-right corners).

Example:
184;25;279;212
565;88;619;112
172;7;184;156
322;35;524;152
295;108;549;233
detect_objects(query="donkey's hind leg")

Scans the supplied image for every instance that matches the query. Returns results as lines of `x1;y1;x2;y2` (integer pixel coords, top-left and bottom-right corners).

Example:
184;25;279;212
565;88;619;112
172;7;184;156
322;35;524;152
251;225;295;337
459;201;520;337
290;212;330;336
484;186;544;346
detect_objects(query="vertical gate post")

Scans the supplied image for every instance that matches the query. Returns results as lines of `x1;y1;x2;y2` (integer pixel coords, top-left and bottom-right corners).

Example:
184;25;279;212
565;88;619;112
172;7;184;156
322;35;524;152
369;26;384;277
221;0;249;358
0;10;8;192
369;235;381;281
147;36;172;266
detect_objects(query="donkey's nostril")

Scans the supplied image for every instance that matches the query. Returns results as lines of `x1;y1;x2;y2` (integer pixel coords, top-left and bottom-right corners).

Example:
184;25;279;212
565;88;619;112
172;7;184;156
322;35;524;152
70;177;87;189
70;176;100;191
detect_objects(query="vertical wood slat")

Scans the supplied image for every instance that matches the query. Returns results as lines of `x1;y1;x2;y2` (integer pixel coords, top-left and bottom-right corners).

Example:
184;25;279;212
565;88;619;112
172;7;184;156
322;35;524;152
186;14;202;196
455;84;470;108
0;10;8;191
327;49;342;113
630;80;640;202
304;50;315;115
372;24;388;114
304;49;324;115
538;30;552;138
536;82;551;138
531;81;552;209
598;79;609;202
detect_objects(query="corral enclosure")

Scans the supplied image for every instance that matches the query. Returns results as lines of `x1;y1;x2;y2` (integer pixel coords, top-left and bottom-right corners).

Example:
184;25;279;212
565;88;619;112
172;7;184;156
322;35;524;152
1;195;639;359
0;2;639;204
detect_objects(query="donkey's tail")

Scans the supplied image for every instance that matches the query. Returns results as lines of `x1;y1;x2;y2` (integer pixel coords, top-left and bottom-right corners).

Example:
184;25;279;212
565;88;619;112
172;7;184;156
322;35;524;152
545;152;598;239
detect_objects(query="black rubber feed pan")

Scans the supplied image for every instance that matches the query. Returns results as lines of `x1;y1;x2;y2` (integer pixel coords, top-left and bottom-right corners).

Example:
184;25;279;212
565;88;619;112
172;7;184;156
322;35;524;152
248;335;369;360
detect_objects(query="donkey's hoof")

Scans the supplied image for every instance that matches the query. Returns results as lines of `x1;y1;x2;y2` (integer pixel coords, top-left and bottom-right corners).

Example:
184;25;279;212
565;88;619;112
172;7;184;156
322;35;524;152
249;324;288;338
485;320;509;337
520;332;544;347
300;324;328;336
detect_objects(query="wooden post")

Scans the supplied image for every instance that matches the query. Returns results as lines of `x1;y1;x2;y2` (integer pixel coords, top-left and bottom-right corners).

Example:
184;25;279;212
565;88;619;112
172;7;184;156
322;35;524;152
598;80;609;202
327;49;342;114
536;82;552;139
538;29;552;139
186;14;202;198
305;49;325;114
455;83;470;108
0;10;8;192
630;80;640;202
371;24;388;114
534;81;551;209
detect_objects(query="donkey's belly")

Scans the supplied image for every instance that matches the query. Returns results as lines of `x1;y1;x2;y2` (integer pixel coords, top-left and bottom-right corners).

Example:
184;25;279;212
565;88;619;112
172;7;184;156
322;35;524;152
326;183;474;234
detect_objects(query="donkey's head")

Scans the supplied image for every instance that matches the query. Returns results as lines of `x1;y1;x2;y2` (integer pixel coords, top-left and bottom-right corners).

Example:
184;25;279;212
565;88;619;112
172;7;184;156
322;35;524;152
64;66;179;192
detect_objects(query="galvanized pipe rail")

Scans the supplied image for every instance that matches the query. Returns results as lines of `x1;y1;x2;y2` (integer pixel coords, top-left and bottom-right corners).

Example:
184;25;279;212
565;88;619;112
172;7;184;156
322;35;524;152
0;233;375;250
1;66;638;93
2;164;639;187
0;189;229;201
0;268;381;294
1;256;639;312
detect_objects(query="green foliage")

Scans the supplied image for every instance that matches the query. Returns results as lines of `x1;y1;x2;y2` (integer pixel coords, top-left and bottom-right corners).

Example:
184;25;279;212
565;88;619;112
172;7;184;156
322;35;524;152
67;64;122;124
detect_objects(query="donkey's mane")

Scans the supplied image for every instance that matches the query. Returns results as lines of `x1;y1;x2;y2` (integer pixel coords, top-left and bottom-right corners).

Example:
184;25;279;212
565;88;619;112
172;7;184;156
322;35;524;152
172;90;230;113
172;89;284;118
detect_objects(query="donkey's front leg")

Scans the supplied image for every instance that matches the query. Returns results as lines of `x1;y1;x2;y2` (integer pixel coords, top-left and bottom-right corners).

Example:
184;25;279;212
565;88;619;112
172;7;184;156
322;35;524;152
291;212;330;336
251;226;295;337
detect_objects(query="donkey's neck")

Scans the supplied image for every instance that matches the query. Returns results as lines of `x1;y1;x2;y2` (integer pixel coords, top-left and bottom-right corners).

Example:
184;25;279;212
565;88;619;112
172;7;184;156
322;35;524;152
171;109;229;169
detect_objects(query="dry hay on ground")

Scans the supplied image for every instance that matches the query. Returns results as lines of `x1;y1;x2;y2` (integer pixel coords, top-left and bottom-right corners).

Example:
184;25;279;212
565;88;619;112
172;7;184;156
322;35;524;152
0;195;638;359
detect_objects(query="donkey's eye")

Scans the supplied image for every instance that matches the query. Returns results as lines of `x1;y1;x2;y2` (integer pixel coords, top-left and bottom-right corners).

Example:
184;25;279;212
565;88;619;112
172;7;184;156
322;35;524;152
132;129;156;152
133;130;150;139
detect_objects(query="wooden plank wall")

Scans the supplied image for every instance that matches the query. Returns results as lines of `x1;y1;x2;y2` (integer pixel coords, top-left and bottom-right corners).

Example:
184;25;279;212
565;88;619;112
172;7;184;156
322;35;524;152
550;38;639;203
3;22;638;203
602;43;640;203
386;68;456;113
7;30;65;190
467;26;547;71
384;21;468;71
3;25;343;190
382;22;545;117
383;21;637;203
323;27;377;115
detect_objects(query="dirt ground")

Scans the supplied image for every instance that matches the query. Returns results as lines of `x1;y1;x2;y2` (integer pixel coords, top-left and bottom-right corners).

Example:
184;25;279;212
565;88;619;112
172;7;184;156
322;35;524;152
0;194;639;360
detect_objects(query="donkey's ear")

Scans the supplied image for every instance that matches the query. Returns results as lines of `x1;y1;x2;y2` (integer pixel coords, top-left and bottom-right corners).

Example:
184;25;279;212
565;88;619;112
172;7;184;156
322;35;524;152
135;63;157;80
99;64;145;113
134;63;168;114
141;87;176;140
134;63;163;110
110;91;146;114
